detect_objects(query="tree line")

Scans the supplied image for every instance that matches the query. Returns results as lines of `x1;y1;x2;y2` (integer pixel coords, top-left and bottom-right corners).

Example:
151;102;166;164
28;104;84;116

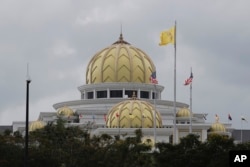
0;119;250;167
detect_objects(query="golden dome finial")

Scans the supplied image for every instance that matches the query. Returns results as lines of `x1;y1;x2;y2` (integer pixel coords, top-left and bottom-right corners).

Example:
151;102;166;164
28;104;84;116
112;26;130;45
131;91;137;100
119;33;123;41
215;114;219;123
120;23;123;41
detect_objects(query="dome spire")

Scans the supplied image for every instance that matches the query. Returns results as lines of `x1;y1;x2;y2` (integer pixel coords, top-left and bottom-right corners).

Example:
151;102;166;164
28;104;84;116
119;23;124;41
112;26;130;45
120;23;123;39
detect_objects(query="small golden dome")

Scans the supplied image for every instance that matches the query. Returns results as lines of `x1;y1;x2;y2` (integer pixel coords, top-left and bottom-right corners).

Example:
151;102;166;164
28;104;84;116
176;107;191;117
106;99;162;128
210;122;226;133
86;34;156;84
142;136;154;147
57;106;74;117
29;120;45;132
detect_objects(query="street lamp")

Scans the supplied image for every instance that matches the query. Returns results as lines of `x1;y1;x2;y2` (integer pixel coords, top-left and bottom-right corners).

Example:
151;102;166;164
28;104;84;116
25;64;31;167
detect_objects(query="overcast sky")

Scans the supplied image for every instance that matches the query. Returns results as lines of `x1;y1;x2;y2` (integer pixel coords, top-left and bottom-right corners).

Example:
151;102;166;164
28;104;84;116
0;0;249;129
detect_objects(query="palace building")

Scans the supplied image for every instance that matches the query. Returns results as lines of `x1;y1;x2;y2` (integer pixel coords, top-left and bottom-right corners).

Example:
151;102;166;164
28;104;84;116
12;33;232;143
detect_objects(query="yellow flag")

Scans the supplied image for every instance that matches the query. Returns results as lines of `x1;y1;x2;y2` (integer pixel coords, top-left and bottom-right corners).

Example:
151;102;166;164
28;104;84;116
159;26;175;46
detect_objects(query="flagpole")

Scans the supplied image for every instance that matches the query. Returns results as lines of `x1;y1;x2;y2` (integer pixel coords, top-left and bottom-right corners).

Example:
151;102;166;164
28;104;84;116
159;22;177;144
189;67;192;133
173;21;177;144
118;115;120;137
153;84;157;145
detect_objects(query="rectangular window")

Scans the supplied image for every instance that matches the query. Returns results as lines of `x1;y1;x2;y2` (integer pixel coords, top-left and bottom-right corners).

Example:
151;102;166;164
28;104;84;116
140;91;149;99
97;90;107;98
110;90;123;98
87;92;93;99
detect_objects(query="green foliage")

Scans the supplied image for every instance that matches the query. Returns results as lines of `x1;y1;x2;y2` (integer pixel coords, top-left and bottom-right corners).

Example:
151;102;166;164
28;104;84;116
154;134;235;167
0;124;248;167
0;132;23;167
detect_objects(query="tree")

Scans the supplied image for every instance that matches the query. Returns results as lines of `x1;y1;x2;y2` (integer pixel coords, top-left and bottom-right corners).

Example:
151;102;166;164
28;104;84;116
0;121;243;166
204;134;235;167
154;134;236;167
0;132;23;167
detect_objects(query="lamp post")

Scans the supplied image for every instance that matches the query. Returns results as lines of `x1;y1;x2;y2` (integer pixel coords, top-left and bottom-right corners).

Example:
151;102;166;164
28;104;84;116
25;65;31;167
241;119;243;143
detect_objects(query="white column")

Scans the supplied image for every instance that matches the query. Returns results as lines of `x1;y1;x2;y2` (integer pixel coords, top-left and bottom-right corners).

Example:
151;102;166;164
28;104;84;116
159;89;161;100
155;88;158;99
150;89;153;99
122;88;125;98
84;90;86;99
137;88;140;98
201;129;207;142
175;128;179;143
93;89;96;99
107;88;110;98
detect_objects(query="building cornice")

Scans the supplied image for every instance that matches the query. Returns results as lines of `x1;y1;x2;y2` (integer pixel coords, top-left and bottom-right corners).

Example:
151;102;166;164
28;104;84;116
53;98;189;110
78;82;165;92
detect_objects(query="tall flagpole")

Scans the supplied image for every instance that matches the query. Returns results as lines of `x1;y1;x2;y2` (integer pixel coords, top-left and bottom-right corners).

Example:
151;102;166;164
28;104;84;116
189;67;192;133
173;21;177;144
153;84;157;145
159;22;177;144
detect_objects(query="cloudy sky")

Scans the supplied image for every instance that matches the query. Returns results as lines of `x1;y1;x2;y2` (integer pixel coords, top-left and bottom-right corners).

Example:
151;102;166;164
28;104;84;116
0;0;249;129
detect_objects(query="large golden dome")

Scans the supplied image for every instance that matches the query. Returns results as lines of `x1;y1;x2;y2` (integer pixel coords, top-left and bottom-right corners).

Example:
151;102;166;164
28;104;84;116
86;34;156;84
106;98;162;128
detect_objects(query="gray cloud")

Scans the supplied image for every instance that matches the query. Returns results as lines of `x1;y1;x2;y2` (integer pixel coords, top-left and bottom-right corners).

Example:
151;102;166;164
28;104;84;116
0;0;250;129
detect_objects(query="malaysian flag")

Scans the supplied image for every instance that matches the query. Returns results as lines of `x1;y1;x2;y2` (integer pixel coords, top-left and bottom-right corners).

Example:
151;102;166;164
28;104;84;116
184;72;193;86
150;71;158;84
